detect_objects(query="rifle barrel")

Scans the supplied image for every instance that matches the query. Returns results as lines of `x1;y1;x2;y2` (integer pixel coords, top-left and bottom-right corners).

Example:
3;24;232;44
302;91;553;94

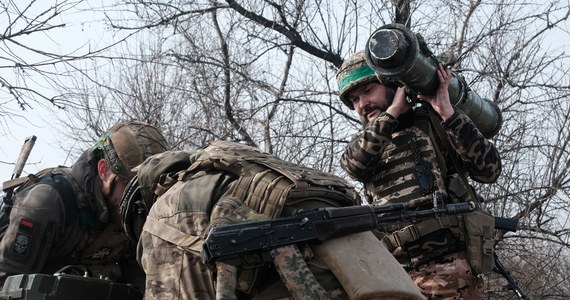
12;135;37;180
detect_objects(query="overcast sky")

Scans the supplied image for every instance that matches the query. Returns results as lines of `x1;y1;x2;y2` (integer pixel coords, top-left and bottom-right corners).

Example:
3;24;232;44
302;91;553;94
0;1;112;183
2;1;569;187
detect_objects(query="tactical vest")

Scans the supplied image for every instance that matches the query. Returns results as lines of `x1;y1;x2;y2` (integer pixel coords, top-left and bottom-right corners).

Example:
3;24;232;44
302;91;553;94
371;109;477;268
367;111;448;207
135;140;361;251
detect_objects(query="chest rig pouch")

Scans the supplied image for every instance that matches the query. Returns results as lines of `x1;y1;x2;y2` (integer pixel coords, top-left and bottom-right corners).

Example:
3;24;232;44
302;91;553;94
409;136;437;195
368;108;447;207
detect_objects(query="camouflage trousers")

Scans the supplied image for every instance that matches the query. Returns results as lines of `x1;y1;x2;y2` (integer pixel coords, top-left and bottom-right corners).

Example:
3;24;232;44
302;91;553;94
408;251;484;300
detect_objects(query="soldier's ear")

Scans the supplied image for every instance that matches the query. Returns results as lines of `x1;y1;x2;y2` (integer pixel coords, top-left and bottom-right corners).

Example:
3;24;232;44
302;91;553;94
97;159;113;182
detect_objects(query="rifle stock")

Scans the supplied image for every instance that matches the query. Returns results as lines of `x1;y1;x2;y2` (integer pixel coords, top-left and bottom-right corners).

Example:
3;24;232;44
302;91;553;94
201;201;475;266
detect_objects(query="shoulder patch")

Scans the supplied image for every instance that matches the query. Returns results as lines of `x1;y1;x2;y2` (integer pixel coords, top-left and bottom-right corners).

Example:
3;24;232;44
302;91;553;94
12;218;34;256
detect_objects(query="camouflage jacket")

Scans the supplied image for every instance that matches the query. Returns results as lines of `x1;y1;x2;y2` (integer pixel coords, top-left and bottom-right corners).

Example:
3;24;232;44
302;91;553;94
341;105;502;206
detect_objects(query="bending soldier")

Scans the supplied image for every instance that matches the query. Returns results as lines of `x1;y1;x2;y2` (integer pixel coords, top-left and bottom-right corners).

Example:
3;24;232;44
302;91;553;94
0;121;169;290
336;51;502;299
121;140;425;299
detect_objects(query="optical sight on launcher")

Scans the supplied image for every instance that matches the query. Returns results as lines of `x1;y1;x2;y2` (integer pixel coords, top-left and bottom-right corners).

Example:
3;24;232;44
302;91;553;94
364;23;502;138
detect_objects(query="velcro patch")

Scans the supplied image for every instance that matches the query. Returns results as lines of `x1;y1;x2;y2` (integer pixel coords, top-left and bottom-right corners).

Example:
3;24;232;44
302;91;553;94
12;218;34;257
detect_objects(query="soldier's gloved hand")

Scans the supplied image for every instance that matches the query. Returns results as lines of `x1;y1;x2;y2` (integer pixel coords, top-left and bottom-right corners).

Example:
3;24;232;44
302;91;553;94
207;196;269;235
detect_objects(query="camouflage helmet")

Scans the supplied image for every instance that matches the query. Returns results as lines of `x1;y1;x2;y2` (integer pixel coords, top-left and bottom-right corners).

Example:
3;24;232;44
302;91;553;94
92;120;170;180
336;51;398;110
336;51;379;110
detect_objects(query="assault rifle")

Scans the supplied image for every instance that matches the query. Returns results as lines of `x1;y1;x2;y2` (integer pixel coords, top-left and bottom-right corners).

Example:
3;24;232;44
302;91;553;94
1;136;37;233
201;201;475;266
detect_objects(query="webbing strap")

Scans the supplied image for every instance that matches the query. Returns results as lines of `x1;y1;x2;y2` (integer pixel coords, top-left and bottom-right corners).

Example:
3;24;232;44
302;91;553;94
142;216;203;255
428;109;480;205
382;215;460;251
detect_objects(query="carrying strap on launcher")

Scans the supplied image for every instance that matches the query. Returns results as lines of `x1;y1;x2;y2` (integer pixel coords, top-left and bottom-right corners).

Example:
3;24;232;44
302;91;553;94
427;109;480;205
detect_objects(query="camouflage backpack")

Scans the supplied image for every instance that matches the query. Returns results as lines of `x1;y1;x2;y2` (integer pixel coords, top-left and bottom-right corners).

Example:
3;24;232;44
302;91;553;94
120;140;361;242
183;140;360;217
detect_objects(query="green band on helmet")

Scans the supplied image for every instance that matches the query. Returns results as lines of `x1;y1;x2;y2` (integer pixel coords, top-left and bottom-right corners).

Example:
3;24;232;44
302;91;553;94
337;65;376;91
92;132;128;178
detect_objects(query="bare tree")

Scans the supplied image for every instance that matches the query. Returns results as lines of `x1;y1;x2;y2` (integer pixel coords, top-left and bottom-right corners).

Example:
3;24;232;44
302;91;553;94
0;0;146;140
56;0;570;297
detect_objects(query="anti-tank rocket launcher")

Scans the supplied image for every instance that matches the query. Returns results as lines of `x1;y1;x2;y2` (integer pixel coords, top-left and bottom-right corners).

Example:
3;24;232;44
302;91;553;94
364;23;502;139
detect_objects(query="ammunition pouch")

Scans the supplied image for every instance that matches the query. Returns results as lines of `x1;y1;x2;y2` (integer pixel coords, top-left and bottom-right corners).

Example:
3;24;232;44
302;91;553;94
381;207;495;275
462;209;495;275
446;175;469;201
448;176;496;274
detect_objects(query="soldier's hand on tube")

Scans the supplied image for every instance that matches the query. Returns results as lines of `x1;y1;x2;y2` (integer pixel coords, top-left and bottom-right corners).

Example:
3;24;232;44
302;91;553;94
386;86;411;119
417;63;455;121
